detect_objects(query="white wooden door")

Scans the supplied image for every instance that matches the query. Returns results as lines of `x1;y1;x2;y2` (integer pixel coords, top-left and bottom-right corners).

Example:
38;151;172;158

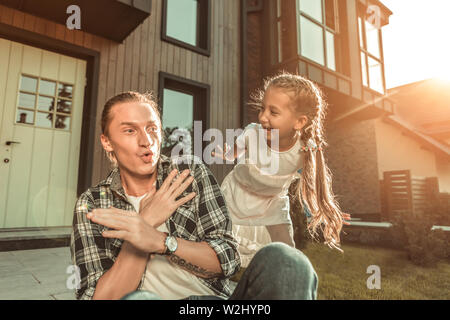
0;39;86;228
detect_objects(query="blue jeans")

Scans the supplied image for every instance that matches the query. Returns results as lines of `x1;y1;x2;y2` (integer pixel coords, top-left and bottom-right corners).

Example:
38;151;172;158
121;242;318;300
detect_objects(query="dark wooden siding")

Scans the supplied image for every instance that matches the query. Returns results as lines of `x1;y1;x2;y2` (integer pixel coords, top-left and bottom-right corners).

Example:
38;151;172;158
0;0;241;185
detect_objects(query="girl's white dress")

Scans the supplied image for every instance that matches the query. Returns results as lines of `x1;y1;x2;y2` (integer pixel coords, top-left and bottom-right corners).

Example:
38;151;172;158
221;123;312;267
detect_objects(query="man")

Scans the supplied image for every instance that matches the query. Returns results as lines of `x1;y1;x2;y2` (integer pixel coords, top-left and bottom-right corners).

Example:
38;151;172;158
70;91;318;300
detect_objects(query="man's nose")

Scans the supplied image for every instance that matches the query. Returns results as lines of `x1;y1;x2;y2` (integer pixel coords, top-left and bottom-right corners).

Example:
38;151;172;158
138;130;153;147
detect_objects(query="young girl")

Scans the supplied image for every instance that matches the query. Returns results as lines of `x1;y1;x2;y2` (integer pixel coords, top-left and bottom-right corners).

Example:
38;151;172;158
214;72;350;267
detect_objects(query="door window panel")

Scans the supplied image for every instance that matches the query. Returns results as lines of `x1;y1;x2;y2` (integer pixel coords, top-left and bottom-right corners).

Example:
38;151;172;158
37;96;55;112
39;80;56;96
58;83;73;99
36;112;53;128
18;92;36;109
16;75;74;131
20;76;37;92
16;109;34;125
57;99;72;114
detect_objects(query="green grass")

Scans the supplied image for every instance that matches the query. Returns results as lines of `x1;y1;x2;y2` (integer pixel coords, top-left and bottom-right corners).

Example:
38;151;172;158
231;242;450;299
302;242;450;300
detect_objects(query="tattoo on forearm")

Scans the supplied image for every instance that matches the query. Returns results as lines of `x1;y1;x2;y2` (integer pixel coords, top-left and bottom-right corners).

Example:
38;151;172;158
167;254;223;279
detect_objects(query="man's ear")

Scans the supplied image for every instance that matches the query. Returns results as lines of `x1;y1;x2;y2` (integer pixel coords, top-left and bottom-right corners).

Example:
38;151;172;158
294;116;308;131
100;134;114;153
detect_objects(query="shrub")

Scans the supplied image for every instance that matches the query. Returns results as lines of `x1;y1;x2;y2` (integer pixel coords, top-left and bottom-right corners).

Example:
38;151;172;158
389;208;449;267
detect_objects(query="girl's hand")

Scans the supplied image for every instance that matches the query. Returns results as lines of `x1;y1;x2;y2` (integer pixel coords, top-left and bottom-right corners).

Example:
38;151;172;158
87;208;166;254
211;143;238;162
140;169;196;228
342;212;352;225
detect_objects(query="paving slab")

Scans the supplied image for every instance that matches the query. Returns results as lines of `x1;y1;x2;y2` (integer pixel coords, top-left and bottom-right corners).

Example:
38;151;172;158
0;246;76;300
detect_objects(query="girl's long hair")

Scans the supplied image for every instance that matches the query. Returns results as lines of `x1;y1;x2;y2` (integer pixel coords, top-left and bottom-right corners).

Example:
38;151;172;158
249;72;345;251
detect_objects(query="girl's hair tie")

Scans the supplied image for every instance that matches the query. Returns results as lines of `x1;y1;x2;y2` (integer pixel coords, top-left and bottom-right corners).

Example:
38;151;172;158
300;145;322;152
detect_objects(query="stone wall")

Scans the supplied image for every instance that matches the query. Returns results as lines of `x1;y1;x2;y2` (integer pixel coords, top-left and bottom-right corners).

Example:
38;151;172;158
325;118;382;218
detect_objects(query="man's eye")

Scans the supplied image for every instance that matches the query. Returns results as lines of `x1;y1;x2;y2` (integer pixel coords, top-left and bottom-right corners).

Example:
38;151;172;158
147;127;158;133
125;129;135;134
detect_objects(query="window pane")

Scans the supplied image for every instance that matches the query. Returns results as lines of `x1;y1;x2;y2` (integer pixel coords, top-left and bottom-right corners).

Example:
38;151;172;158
162;88;194;155
299;16;324;66
162;89;194;130
55;115;71;130
16;109;34;125
166;0;198;46
37;96;55;112
325;0;335;30
368;56;384;93
361;52;368;86
36;112;53;128
57;99;72;114
18;92;36;109
58;83;73;99
39;80;56;96
20;76;37;92
326;31;336;71
299;0;323;23
365;20;380;58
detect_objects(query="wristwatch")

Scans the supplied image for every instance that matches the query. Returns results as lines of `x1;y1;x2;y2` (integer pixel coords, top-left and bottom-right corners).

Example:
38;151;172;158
163;232;178;255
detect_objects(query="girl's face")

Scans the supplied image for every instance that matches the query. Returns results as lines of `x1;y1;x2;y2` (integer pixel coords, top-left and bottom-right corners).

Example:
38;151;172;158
100;101;162;178
258;87;308;144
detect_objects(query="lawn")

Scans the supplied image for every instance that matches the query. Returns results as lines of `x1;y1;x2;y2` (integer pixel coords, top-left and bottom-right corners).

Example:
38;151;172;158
302;242;450;300
232;242;450;299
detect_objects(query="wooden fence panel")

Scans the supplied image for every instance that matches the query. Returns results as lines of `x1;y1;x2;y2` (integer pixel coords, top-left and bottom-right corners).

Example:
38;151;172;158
382;171;444;220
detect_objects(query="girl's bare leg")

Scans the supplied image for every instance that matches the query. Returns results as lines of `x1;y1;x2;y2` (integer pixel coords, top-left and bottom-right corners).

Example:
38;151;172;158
266;223;296;247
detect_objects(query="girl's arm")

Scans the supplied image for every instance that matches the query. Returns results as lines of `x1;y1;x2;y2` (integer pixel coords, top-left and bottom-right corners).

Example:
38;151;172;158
211;142;245;162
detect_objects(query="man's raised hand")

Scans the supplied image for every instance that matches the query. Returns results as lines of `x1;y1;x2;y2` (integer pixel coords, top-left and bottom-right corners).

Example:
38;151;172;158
140;169;196;228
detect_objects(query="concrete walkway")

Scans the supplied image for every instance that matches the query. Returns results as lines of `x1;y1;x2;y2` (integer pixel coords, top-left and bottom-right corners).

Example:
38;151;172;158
0;247;76;300
0;246;238;300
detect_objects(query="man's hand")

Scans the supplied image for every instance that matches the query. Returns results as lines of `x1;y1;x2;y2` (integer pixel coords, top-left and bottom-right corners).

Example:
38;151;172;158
140;169;196;228
87;208;166;254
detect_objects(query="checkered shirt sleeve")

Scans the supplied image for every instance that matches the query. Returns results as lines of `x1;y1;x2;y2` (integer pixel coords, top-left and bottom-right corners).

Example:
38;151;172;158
70;191;114;300
192;162;241;278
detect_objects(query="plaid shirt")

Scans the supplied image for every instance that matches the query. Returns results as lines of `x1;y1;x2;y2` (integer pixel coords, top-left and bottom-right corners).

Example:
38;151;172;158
70;154;241;300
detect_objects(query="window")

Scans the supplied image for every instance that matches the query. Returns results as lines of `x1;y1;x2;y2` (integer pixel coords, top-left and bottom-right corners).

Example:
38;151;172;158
270;0;283;64
297;0;339;71
16;75;73;131
358;9;385;93
158;72;209;157
162;0;211;56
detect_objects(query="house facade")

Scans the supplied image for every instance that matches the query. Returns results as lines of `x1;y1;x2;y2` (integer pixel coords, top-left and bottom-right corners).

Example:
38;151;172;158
243;0;396;221
0;0;240;230
0;0;404;232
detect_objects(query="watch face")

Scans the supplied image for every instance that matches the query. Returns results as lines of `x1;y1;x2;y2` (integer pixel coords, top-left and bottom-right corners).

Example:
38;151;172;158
167;236;178;252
